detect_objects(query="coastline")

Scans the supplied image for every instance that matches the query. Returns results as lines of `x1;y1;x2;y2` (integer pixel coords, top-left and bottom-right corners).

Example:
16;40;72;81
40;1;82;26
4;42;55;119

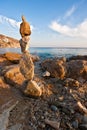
0;52;87;129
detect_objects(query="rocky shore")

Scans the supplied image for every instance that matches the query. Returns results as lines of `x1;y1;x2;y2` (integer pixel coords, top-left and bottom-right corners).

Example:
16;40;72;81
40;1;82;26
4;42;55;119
0;34;20;48
0;52;87;130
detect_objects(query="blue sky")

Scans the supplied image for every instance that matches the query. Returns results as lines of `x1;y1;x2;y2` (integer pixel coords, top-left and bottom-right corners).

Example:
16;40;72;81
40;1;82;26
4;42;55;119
0;0;87;47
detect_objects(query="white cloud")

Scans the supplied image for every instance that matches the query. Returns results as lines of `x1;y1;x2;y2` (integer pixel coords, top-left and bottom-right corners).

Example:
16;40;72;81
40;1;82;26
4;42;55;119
49;19;87;38
0;15;21;28
0;15;34;30
64;5;76;18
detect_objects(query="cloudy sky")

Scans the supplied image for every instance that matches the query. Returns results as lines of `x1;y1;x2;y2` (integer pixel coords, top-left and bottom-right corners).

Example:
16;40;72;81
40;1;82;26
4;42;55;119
0;0;87;47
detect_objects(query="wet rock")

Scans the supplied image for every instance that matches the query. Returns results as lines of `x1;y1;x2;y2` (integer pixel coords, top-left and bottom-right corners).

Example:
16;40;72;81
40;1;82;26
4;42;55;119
24;80;42;97
64;78;80;87
41;57;67;79
19;52;34;80
67;55;87;61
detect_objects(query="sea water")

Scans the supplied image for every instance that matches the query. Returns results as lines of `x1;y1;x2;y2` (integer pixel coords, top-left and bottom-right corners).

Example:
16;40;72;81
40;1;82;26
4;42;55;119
0;47;87;59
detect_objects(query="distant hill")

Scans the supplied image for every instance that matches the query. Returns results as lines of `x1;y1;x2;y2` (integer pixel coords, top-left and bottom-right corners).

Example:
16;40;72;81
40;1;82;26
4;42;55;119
0;34;20;48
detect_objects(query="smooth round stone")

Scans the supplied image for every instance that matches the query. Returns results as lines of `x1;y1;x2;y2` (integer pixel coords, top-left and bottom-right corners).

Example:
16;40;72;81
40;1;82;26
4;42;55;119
50;105;58;112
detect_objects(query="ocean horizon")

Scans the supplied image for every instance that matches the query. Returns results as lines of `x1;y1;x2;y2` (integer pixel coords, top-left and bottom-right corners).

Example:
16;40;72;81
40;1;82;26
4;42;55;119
0;47;87;59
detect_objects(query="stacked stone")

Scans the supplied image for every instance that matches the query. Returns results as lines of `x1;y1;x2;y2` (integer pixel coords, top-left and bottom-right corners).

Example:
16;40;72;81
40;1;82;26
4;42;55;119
19;52;42;97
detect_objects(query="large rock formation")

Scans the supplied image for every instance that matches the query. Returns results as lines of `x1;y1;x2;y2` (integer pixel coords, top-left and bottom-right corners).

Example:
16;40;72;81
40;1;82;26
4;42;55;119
0;34;20;48
0;53;87;130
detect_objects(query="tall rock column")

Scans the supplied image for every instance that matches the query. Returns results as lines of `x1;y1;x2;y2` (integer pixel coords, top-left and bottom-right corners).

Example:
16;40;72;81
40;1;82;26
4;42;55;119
19;52;42;97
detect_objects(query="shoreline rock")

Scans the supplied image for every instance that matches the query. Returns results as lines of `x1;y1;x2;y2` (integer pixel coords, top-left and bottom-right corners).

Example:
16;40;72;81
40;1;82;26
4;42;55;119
0;52;87;129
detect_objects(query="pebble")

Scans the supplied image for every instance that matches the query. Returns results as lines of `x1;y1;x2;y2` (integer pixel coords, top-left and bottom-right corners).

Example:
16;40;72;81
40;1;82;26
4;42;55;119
72;120;78;128
50;105;58;112
42;71;50;77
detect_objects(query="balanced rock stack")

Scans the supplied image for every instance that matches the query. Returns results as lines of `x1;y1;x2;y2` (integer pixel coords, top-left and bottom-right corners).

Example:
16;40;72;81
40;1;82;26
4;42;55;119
19;52;42;97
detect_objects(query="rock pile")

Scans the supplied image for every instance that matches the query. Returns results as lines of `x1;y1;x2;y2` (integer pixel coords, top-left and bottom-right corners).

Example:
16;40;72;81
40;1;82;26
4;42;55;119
19;52;42;97
0;53;87;130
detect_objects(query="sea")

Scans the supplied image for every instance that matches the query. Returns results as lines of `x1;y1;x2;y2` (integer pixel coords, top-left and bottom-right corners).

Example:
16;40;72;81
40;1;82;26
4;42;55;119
0;47;87;59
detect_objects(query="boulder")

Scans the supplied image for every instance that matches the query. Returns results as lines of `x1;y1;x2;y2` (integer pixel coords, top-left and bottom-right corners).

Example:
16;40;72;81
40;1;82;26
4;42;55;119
4;65;25;87
67;60;87;80
4;52;21;64
19;52;34;80
24;80;42;97
41;57;66;79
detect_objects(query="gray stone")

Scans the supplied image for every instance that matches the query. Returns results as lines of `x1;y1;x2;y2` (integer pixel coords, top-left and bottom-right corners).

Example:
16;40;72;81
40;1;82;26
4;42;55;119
50;105;58;112
19;52;34;80
72;120;78;128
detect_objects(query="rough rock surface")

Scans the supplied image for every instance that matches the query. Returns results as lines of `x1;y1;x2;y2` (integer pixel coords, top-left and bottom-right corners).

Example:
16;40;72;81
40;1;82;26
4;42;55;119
41;57;67;79
19;52;34;80
0;34;20;48
24;80;42;97
4;65;25;87
67;60;87;80
0;52;87;130
64;78;80;87
4;52;21;64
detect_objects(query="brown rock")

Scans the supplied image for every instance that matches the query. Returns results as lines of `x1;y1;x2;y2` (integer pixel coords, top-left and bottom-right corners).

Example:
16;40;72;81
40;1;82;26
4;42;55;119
20;16;31;37
4;52;21;63
67;60;87;80
64;78;80;87
19;52;34;80
45;119;60;130
24;80;42;97
4;65;25;86
0;76;9;88
0;34;20;48
41;57;67;79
